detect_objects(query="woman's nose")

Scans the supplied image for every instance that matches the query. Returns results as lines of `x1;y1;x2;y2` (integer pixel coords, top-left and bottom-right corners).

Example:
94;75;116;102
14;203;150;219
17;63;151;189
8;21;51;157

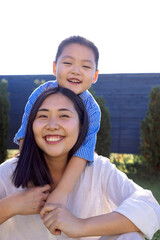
46;119;60;130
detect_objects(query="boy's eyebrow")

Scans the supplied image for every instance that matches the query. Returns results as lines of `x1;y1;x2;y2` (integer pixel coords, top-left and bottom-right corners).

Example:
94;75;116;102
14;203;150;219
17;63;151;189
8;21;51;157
82;59;94;65
62;56;94;65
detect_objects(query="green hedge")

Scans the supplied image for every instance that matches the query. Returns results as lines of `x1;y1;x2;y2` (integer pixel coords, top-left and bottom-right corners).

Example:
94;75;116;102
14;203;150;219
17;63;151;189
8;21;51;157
0;79;10;163
140;86;160;173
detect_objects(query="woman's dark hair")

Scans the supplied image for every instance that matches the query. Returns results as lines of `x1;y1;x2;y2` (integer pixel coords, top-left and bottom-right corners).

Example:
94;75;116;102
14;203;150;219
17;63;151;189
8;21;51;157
55;35;99;70
12;87;89;188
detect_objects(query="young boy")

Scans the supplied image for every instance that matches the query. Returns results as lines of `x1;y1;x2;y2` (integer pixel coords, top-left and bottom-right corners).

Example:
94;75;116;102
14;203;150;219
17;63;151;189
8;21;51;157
14;35;101;208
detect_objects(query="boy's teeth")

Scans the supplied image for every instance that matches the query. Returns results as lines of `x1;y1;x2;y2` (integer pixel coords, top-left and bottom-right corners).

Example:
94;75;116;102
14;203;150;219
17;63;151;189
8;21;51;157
71;80;79;83
69;79;80;83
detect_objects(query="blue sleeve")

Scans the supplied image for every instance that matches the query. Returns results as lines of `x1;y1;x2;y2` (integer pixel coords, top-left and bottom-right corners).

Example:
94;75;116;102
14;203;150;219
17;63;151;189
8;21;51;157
14;81;58;144
73;95;101;163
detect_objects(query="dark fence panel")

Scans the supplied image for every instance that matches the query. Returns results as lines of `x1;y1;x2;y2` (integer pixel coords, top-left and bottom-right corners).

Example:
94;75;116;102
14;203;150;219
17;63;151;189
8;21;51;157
0;73;160;153
93;73;160;153
0;75;55;149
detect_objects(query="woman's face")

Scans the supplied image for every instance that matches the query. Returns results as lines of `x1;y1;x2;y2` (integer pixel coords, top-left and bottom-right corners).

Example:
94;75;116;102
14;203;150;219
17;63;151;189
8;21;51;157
33;93;80;163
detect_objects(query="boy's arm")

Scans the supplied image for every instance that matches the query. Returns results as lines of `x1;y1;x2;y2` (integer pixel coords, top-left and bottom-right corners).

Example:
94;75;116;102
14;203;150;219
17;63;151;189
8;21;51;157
54;157;86;196
41;156;86;215
74;94;101;162
19;138;24;151
14;81;57;145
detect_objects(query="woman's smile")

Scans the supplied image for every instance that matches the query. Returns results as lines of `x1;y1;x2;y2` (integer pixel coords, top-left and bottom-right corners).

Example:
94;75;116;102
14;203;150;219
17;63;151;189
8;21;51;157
44;135;64;144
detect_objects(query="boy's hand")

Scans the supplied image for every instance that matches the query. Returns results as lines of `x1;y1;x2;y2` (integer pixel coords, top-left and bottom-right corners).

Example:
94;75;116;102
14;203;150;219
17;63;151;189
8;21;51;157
42;204;84;238
13;184;51;215
40;188;68;219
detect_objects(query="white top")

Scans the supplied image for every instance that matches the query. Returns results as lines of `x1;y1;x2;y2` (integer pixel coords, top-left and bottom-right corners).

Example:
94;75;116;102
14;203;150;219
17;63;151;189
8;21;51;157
0;155;160;240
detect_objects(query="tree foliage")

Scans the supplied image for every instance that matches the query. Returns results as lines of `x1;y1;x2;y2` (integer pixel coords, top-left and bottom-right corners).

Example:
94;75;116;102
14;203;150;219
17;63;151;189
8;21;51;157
140;86;160;173
34;79;46;89
0;79;10;163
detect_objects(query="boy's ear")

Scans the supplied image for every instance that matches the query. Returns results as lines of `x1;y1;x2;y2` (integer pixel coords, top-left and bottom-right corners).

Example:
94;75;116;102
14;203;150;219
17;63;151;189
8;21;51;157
53;61;56;76
92;70;99;84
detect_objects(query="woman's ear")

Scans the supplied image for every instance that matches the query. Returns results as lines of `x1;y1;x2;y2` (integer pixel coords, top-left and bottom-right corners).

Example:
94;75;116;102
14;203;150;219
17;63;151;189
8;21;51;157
53;61;56;76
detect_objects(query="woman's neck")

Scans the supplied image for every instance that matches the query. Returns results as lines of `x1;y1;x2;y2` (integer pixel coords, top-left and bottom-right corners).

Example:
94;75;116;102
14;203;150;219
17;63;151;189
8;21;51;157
44;155;67;188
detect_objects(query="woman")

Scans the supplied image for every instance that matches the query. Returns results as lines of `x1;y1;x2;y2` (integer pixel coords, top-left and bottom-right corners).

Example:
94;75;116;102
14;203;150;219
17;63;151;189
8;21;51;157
0;87;160;240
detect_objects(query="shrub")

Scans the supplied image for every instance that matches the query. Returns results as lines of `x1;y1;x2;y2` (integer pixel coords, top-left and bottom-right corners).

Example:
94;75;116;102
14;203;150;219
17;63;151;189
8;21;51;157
0;79;10;163
140;86;160;173
90;89;111;158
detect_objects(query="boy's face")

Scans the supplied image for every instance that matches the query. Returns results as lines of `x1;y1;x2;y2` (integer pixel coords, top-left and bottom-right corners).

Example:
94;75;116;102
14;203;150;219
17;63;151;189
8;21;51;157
53;43;99;95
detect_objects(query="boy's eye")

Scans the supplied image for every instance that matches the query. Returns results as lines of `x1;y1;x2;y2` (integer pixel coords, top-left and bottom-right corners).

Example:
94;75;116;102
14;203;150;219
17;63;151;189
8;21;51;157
83;65;91;69
63;62;71;65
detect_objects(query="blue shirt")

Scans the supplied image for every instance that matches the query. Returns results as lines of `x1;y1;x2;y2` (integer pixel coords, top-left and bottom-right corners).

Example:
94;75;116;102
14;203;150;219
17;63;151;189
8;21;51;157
14;80;101;163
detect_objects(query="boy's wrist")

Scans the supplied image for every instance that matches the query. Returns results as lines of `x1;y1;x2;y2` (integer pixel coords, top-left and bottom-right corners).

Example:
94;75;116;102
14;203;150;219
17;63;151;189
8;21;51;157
46;187;69;206
55;185;70;196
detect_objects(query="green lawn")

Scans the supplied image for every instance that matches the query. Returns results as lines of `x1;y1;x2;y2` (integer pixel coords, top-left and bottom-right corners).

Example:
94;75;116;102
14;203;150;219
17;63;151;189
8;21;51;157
110;154;160;240
7;149;19;158
5;151;160;239
127;173;160;240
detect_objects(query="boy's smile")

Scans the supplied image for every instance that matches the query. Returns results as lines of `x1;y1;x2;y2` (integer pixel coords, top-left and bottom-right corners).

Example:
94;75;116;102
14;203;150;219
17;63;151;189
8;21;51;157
67;77;82;84
53;43;99;95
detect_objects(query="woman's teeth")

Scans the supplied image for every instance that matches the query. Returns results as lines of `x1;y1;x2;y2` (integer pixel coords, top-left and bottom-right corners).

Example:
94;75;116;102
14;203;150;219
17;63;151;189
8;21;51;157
46;136;62;142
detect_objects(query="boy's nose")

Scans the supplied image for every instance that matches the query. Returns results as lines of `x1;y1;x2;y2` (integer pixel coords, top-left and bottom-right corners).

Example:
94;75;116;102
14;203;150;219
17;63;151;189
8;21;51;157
71;65;80;74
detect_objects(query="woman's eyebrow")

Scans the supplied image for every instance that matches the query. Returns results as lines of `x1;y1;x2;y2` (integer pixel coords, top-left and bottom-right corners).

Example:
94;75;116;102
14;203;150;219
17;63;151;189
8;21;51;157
38;108;49;112
59;108;73;113
38;108;73;113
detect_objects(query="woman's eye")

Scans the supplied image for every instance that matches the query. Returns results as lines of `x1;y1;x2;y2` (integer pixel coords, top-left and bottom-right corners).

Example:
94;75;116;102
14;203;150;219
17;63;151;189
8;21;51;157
39;115;47;119
60;114;70;118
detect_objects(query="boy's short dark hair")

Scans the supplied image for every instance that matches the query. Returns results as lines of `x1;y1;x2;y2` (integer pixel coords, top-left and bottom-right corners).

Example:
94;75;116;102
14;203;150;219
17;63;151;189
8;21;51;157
55;36;99;70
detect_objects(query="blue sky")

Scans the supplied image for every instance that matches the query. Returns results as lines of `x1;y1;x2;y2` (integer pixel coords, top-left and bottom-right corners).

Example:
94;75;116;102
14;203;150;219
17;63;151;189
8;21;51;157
0;0;160;75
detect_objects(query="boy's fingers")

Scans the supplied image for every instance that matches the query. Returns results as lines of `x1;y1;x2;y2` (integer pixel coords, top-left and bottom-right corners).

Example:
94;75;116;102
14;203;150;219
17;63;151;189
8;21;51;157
42;210;62;235
40;208;47;219
55;229;61;235
40;204;57;219
40;210;49;219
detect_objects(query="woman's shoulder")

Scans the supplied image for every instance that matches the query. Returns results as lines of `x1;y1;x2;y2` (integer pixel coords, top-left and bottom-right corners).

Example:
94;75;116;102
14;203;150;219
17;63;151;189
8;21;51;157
76;154;117;195
85;153;115;177
93;153;112;168
0;157;18;177
0;158;20;197
0;157;18;166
